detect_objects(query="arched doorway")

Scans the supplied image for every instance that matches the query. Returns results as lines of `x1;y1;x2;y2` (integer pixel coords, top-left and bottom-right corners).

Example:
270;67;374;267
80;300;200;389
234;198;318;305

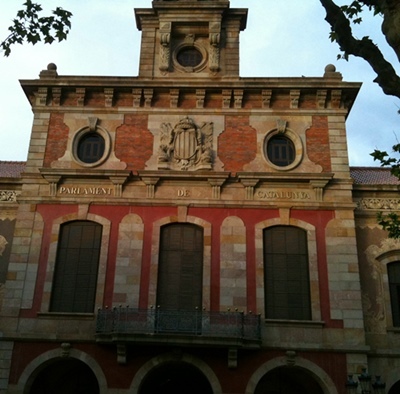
389;380;400;393
28;358;99;394
139;361;213;394
254;366;324;394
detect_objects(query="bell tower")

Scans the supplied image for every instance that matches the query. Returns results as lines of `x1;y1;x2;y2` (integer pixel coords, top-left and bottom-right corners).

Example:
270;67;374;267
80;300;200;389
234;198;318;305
135;0;247;78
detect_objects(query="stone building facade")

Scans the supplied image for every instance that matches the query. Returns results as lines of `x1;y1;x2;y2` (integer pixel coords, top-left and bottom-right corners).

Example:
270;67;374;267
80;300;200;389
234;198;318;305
0;0;399;393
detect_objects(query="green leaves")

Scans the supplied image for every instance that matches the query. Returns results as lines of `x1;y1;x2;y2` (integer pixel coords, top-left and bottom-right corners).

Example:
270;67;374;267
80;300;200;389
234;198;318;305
1;1;72;56
377;212;400;239
371;143;400;238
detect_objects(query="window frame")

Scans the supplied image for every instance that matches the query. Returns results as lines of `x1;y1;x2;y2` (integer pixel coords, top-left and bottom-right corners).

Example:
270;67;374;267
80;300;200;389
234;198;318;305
49;220;103;314
263;129;303;171
72;126;111;168
388;261;400;327
172;43;208;73
263;225;312;321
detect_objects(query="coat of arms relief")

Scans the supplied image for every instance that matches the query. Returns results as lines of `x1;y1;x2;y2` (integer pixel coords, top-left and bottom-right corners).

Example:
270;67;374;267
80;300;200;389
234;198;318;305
158;117;213;171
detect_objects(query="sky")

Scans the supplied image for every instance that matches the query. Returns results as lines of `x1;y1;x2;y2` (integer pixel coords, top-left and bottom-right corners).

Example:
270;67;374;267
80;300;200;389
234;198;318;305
0;0;399;166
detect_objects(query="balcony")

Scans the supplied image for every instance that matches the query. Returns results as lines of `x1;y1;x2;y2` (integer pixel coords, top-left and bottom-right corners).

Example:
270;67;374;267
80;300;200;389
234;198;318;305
95;307;261;349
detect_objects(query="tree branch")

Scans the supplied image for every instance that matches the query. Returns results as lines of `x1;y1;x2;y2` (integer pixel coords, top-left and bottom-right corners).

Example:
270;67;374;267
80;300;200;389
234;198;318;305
320;0;400;99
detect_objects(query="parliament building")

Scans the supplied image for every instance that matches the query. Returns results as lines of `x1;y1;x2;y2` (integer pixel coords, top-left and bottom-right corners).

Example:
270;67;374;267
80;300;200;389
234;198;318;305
0;0;400;393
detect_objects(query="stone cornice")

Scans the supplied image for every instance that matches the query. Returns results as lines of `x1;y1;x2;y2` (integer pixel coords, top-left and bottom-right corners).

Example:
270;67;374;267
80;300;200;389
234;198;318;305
20;77;360;112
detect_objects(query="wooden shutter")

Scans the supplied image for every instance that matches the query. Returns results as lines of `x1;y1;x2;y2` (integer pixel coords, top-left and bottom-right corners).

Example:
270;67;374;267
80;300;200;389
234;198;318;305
157;223;203;311
264;226;311;320
50;221;102;313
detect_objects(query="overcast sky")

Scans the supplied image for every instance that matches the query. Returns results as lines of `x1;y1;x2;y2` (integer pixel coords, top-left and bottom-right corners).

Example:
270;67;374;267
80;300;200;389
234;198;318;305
1;0;399;166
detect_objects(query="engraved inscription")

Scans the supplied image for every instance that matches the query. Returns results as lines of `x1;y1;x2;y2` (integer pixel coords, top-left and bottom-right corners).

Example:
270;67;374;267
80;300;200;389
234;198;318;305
257;190;311;200
59;186;113;196
177;189;191;197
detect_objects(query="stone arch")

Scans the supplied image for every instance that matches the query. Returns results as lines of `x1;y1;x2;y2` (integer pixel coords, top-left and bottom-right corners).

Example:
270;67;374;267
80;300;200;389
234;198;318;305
149;215;212;309
17;347;107;394
113;213;144;307
41;209;111;312
245;356;338;394
130;352;222;394
220;216;246;311
364;238;400;331
255;216;320;319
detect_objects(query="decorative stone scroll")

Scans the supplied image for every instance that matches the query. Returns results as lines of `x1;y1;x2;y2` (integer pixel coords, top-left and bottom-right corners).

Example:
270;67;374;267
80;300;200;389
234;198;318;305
159;22;171;73
52;87;62;106
158;117;213;171
209;22;221;73
0;191;17;202
317;90;327;109
104;88;114;107
76;88;86;106
262;89;272;108
36;87;48;106
290;89;300;109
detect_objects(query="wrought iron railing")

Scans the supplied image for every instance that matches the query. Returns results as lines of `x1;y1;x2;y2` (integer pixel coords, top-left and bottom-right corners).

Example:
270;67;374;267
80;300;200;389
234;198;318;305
96;307;261;342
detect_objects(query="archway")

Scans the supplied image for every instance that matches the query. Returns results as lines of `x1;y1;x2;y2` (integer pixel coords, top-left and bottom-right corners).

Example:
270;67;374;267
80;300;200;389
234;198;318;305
389;380;400;394
139;361;213;394
254;366;324;394
28;358;99;394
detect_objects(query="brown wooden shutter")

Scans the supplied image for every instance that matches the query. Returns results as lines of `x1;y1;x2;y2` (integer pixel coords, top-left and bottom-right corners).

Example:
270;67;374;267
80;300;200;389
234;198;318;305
157;223;203;311
264;226;311;320
50;221;102;313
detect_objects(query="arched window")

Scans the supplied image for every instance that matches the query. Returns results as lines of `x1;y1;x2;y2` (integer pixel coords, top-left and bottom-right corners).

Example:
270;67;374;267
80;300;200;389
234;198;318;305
263;226;311;320
50;221;102;313
388;262;400;327
157;223;203;311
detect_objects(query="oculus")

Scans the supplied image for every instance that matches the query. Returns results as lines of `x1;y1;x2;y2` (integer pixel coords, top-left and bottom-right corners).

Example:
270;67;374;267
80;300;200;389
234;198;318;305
263;121;303;171
72;117;111;167
172;37;208;73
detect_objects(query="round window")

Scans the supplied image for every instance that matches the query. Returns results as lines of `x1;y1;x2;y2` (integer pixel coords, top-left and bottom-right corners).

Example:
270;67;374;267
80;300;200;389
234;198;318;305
266;135;295;167
77;132;105;164
177;47;203;68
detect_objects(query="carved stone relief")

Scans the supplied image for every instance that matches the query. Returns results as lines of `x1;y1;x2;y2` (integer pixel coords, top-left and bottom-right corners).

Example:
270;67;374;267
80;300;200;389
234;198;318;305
0;235;8;257
0;191;17;202
158;117;213;171
357;198;400;210
159;22;171;73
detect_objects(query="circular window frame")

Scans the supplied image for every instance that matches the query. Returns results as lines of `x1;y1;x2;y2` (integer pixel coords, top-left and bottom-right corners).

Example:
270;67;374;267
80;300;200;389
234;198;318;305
263;129;303;171
172;43;208;73
72;126;111;168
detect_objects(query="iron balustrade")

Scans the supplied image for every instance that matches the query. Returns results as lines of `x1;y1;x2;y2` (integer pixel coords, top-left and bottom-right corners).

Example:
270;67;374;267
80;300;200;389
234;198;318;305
96;307;261;342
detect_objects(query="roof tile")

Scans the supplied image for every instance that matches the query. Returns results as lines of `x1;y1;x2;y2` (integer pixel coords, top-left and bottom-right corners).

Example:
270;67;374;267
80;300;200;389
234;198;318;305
0;161;26;178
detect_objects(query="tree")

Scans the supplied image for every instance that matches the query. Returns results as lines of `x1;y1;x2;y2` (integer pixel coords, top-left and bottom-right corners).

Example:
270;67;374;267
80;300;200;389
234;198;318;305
320;0;400;99
1;0;72;57
320;0;400;237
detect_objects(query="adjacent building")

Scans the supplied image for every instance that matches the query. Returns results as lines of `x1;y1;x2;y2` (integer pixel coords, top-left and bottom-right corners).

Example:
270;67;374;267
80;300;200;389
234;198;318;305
0;0;399;393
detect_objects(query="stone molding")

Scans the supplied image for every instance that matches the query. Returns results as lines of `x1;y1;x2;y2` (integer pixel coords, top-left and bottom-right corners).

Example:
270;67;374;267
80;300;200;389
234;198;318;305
357;198;400;210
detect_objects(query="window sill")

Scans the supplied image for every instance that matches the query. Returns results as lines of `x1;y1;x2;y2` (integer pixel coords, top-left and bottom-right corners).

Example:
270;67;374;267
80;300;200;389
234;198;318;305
37;312;95;320
387;327;400;333
264;319;325;328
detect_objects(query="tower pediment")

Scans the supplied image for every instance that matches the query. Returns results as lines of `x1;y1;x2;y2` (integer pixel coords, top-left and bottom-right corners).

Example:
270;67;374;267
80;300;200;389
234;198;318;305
135;0;247;78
